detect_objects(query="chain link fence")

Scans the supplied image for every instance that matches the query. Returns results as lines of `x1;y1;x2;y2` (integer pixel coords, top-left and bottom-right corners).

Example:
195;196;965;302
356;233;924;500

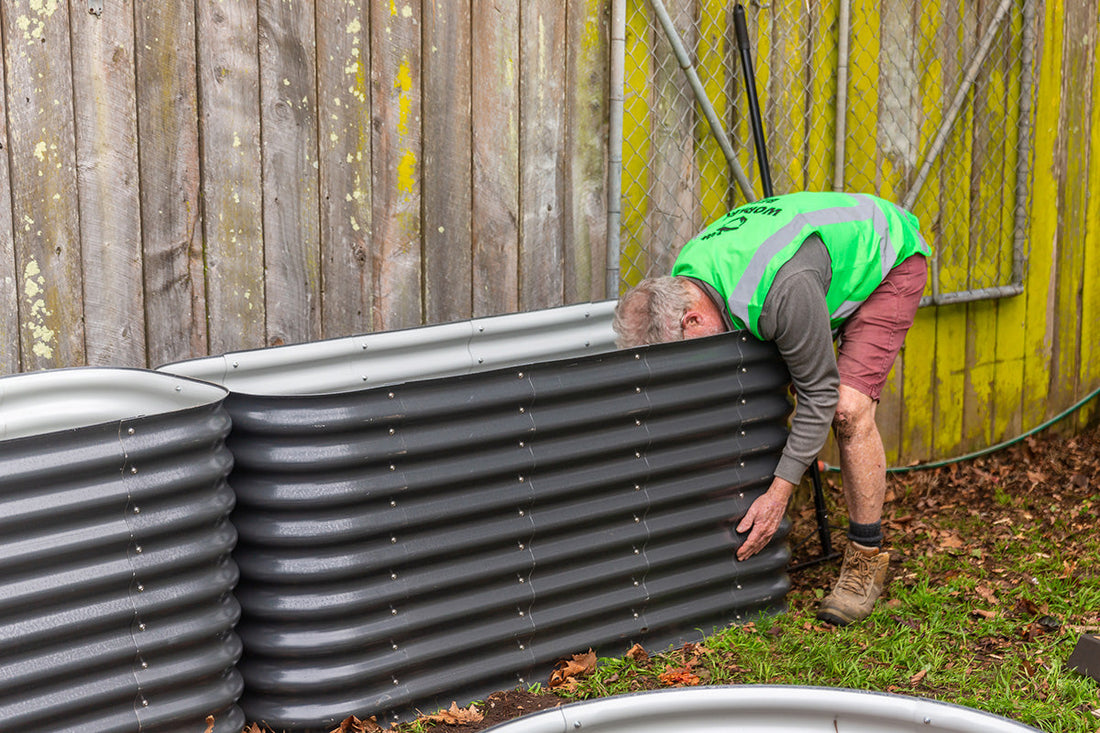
614;0;1036;303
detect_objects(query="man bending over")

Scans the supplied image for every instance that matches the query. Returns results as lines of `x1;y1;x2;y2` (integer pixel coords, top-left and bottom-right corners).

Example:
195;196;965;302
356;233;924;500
612;191;930;626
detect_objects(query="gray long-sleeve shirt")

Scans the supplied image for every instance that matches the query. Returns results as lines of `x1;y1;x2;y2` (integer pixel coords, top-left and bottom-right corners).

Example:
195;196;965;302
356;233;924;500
694;234;838;484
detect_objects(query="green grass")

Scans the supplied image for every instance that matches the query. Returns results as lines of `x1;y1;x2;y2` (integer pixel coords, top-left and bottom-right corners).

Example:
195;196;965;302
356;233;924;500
557;478;1100;733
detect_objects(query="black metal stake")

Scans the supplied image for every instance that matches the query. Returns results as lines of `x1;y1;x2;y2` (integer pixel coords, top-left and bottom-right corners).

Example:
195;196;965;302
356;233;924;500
733;2;837;568
733;3;773;200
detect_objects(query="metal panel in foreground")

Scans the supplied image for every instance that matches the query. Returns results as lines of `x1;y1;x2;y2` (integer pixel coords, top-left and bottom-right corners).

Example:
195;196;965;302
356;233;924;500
0;369;245;733
197;325;792;729
482;686;1042;732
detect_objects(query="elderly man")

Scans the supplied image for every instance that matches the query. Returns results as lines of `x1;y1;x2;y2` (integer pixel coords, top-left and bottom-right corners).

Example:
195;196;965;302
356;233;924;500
612;191;930;625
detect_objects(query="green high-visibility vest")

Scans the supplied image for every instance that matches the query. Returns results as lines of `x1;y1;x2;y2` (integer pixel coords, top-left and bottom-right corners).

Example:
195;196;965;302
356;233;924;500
671;191;932;338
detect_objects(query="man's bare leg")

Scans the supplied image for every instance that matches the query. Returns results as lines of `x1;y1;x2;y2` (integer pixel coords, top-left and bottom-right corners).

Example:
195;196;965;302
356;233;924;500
817;384;890;625
833;385;885;524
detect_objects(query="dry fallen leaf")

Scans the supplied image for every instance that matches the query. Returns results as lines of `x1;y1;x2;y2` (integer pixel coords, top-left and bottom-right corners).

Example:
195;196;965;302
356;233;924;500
658;666;701;687
625;643;649;662
424;702;484;726
549;649;598;690
910;669;928;685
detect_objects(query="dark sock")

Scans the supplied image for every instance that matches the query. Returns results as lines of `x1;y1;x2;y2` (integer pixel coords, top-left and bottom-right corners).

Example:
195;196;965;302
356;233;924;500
847;520;883;548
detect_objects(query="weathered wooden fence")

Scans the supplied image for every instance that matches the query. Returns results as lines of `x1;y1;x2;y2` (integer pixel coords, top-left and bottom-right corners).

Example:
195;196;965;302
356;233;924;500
1;1;1099;468
0;0;609;374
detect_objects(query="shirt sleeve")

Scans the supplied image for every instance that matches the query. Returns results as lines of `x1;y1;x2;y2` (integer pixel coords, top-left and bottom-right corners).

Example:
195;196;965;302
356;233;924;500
757;269;840;484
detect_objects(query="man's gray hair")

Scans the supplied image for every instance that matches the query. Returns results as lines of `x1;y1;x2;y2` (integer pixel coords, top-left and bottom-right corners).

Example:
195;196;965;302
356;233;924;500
612;276;696;348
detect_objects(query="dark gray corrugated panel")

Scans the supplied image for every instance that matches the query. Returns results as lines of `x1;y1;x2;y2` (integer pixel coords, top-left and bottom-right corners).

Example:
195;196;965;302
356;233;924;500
0;368;245;733
482;686;1043;732
163;303;793;730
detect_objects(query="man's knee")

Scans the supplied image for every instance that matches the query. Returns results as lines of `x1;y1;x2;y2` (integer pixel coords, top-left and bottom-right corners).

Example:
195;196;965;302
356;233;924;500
832;388;875;443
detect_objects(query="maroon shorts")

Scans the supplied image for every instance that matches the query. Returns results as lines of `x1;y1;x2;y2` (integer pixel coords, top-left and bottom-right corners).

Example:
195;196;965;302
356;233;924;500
836;254;928;401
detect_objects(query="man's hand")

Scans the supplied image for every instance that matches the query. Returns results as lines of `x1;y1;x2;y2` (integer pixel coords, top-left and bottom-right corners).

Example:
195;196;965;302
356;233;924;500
735;477;795;561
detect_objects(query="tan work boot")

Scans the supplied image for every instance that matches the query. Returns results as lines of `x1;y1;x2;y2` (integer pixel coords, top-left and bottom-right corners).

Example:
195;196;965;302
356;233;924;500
816;542;890;626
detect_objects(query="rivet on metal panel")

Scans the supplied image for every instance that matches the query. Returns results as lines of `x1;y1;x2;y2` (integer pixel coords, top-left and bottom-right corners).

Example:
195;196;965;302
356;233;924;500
518;440;525;447
518;576;525;583
519;406;526;413
517;372;524;379
388;392;395;399
738;493;744;499
741;398;747;404
134;545;142;553
518;476;525;483
517;542;525;550
740;430;746;436
390;500;397;508
478;326;485;332
133;506;141;514
634;484;641;491
635;386;641;393
923;717;932;725
141;698;149;707
127;427;135;435
632;612;639;619
362;343;368;350
389;464;396;471
362;376;368;382
137;584;144;592
741;336;748;342
741;367;748;373
517;677;525;684
392;643;399;650
633;548;640;555
389;427;396;435
478;358;484;364
635;419;641;426
391;609;398;616
633;515;640;523
138;623;146;631
130;466;138;474
390;536;398;544
585;341;590;347
518;643;525;650
175;385;182;392
634;451;641;458
391;572;398;580
393;678;400;685
634;353;640;359
518;610;525;617
574;722;583;729
518;509;525;517
736;584;742;590
140;659;148;669
232;361;239;368
633;580;639;586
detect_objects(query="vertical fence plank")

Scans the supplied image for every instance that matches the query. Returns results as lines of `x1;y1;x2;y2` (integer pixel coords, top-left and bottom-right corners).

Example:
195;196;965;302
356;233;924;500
370;0;422;330
0;19;19;374
423;0;473;323
519;1;566;311
135;0;207;366
1080;0;1100;428
990;4;1026;442
316;2;372;339
647;0;696;279
3;0;84;370
695;0;725;221
806;0;838;192
619;0;653;287
1020;0;1062;430
71;2;145;368
564;0;608;303
259;0;320;347
900;0;945;463
471;0;519;315
196;0;264;354
1049;0;1093;420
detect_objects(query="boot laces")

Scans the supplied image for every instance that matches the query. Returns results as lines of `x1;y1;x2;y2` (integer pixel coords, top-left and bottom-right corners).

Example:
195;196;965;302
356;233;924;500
837;549;875;595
